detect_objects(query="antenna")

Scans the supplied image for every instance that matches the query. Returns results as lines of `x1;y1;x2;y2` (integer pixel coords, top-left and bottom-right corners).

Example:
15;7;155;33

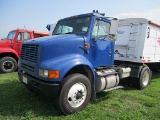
24;25;27;30
23;25;27;40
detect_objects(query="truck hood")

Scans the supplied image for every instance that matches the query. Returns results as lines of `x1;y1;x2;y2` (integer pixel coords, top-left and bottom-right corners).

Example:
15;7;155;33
0;39;11;47
24;35;84;45
23;34;85;62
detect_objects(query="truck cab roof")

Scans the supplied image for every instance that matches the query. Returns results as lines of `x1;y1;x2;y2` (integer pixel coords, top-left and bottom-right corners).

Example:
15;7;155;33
59;12;110;22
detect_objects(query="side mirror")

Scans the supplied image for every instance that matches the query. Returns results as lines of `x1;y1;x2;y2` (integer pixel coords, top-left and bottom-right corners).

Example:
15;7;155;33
109;18;119;42
46;24;56;36
46;24;51;31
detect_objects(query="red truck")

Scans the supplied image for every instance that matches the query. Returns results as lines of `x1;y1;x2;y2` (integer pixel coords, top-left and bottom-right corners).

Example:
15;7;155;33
0;29;49;73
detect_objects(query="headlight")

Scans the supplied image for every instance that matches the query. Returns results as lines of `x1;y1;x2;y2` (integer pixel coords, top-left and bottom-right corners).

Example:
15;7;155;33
39;69;60;79
39;69;48;77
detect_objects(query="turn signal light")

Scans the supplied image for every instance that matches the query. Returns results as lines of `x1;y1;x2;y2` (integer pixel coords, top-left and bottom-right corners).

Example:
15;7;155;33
85;43;90;48
48;70;60;79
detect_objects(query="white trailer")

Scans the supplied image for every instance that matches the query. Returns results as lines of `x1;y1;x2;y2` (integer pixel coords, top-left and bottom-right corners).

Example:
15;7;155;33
115;18;160;71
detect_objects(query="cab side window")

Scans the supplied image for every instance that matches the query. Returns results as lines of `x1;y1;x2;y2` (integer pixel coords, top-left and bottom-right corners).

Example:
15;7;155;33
17;32;23;40
17;32;30;41
92;20;110;38
24;32;30;41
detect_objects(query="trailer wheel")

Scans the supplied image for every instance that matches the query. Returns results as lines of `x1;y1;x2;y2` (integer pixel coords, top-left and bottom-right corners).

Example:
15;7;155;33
135;66;151;89
0;57;17;73
56;74;91;115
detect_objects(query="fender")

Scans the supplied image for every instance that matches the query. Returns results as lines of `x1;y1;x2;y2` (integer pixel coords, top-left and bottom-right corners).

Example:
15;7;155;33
0;48;19;59
40;54;95;82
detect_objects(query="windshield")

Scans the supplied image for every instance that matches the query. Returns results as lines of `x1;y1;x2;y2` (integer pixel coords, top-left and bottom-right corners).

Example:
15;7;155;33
7;31;16;40
53;16;90;35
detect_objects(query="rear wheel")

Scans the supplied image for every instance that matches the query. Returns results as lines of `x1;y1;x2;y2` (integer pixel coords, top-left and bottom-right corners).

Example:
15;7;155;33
56;74;91;115
0;57;17;73
135;66;151;89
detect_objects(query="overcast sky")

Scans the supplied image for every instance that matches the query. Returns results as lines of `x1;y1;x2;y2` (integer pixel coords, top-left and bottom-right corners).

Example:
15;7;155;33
0;0;160;39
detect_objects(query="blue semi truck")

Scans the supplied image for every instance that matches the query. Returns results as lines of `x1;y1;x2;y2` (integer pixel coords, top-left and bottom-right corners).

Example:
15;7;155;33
18;11;151;115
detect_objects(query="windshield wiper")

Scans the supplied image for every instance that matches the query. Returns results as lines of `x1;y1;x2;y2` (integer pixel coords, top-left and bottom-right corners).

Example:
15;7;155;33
54;32;74;35
65;32;74;34
55;33;60;35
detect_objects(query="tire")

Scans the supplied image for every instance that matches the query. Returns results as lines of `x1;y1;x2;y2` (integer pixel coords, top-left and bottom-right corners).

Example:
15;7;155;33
135;66;151;89
0;57;17;73
56;74;91;115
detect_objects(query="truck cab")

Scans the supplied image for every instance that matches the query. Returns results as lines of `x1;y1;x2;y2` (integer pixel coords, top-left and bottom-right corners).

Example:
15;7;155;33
0;29;49;73
1;29;31;54
18;11;119;113
18;11;151;115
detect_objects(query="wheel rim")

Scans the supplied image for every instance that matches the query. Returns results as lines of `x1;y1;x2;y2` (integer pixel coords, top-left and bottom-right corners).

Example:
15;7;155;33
67;82;87;108
2;60;14;71
142;71;149;86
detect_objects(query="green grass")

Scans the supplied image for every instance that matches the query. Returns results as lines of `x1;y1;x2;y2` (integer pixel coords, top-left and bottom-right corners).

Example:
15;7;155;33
0;72;160;120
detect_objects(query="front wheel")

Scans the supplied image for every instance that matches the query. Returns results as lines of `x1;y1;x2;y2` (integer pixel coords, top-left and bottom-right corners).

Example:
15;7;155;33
0;57;17;73
56;74;91;115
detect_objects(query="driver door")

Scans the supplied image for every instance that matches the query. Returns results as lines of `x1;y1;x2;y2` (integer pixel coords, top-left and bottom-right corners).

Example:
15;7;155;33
15;32;30;55
87;19;114;67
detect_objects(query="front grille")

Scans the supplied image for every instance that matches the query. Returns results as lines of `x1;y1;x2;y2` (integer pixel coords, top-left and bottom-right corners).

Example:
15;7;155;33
21;63;34;72
21;44;39;63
